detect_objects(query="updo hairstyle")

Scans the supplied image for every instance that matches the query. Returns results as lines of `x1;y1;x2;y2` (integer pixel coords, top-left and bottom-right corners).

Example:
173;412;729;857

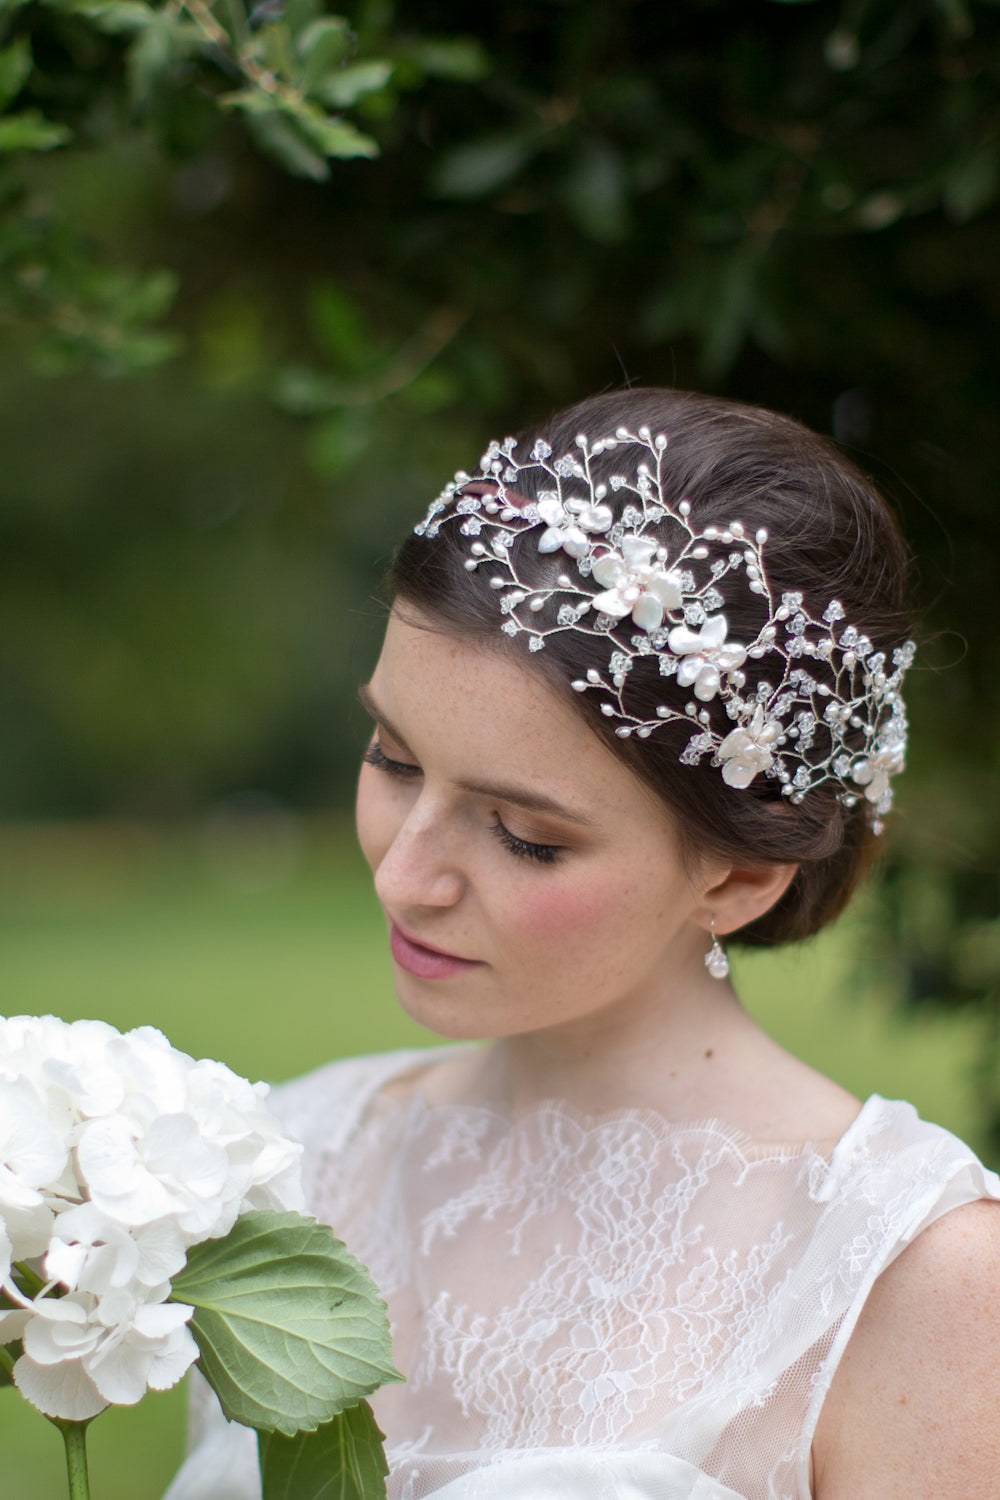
389;390;912;947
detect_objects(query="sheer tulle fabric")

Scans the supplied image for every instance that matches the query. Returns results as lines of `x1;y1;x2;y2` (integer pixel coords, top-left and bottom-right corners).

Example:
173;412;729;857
164;1050;1000;1500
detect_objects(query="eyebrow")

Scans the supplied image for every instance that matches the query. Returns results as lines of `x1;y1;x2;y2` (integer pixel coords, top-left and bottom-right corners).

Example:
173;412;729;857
357;683;596;827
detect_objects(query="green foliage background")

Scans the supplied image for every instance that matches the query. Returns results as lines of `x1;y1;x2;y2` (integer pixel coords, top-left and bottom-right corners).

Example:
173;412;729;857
1;0;999;1118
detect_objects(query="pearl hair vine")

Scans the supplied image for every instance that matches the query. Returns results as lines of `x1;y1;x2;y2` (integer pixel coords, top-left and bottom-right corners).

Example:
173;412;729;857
414;425;914;831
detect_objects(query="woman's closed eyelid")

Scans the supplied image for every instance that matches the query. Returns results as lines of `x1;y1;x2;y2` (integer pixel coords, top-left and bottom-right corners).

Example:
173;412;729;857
362;740;422;777
490;817;561;865
363;740;563;863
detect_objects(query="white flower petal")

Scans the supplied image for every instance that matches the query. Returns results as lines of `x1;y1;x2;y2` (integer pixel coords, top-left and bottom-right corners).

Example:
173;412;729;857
647;571;683;612
632;593;665;632
0;1078;69;1188
88;1338;152;1406
722;759;760;789
23;1300;100;1365
701;614;729;648
560;526;589;558
133;1300;195;1338
676;657;702;688
76;1116;175;1226
591;553;626;589
147;1323;199;1392
0;1309;30;1341
13;1354;107;1421
146;1115;228;1195
0;1199;54;1260
45;1237;91;1292
668;624;703;656
133;1220;188;1287
719;728;750;759
591;588;631;620
620;534;656;569
577;503;613;532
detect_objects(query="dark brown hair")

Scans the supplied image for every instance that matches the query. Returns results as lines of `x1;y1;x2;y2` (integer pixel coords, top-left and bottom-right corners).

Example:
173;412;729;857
389;390;912;946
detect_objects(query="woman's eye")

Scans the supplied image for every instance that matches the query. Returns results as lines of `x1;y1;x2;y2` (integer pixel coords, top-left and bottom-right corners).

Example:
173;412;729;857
490;817;561;865
362;741;421;779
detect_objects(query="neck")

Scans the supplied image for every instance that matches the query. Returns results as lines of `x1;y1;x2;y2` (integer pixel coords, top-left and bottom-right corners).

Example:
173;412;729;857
482;964;765;1119
426;954;862;1144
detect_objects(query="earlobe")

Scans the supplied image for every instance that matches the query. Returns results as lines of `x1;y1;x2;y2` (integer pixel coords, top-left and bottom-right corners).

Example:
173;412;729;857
699;861;799;938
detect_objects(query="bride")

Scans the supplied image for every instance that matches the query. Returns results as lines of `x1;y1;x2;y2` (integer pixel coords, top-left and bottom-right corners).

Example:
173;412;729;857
167;389;1000;1499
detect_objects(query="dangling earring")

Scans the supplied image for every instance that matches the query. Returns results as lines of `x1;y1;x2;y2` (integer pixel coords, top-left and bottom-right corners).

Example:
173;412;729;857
704;918;729;980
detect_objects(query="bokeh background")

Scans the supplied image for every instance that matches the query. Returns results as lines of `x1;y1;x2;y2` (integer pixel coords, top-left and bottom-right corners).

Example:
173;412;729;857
2;0;999;1494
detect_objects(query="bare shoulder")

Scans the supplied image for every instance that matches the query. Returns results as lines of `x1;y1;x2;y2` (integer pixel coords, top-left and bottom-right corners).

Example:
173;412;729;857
813;1198;1000;1500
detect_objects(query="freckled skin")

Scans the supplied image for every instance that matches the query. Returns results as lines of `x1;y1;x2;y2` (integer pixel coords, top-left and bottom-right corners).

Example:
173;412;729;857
355;611;720;1046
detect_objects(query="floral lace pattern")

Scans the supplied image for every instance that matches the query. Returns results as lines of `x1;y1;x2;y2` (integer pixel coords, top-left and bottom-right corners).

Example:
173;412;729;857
164;1049;1000;1500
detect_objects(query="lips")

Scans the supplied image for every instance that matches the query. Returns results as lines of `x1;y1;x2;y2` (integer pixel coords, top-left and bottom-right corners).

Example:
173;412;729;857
388;922;482;981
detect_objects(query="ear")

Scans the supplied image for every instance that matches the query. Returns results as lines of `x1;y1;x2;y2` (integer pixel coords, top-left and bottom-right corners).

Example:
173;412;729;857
694;861;798;937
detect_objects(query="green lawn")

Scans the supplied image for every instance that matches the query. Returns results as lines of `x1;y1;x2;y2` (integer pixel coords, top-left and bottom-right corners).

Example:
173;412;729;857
0;818;988;1499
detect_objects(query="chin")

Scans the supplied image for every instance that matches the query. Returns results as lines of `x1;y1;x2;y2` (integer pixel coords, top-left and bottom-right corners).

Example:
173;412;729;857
392;980;491;1042
392;976;532;1044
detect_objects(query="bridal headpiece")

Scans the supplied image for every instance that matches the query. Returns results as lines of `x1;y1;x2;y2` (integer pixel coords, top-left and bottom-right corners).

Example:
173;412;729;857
414;425;913;830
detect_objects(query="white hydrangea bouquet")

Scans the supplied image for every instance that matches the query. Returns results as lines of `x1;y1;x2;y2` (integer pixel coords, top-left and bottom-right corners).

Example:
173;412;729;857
0;1015;399;1500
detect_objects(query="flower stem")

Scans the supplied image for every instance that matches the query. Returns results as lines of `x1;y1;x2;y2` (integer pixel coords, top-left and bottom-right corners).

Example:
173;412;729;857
12;1260;46;1297
56;1421;92;1500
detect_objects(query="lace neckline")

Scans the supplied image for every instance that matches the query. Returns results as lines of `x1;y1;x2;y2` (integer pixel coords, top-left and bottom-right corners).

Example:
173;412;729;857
373;1048;885;1171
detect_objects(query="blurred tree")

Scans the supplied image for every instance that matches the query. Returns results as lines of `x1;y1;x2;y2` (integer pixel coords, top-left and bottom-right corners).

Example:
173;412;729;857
1;1;999;1123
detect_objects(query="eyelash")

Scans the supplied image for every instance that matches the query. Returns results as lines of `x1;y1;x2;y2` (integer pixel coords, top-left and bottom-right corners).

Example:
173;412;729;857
489;818;561;865
362;741;562;865
362;741;421;779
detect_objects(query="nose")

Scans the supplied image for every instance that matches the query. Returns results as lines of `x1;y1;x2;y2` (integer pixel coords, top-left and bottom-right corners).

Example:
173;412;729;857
372;796;465;913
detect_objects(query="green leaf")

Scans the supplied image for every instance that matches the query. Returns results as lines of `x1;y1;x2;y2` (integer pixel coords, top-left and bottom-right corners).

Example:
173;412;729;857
316;61;393;110
402;37;490;81
227;94;378;175
52;0;158;34
295;16;353;91
126;13;202;103
273;364;349;414
259;1399;388;1500
430;131;539;199
0;110;72;153
258;18;297;84
560;136;629;245
0;37;32;110
306;282;374;372
242;105;331;178
170;1211;401;1437
291;103;378;161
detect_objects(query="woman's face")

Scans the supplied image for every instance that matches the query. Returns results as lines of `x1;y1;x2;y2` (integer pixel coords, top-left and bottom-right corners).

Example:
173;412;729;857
355;607;728;1043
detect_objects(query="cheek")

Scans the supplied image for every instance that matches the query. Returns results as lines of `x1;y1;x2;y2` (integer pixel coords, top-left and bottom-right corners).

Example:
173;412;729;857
355;765;394;872
502;870;619;951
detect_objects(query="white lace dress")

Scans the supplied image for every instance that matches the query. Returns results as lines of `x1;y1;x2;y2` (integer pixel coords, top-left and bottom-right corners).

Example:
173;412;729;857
164;1047;1000;1500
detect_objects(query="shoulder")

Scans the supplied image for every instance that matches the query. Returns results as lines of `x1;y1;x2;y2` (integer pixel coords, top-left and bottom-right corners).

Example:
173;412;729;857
813;1197;1000;1500
267;1047;436;1149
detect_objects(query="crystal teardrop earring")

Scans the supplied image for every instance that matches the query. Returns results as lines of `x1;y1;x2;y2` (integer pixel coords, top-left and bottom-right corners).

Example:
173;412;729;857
704;919;729;980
